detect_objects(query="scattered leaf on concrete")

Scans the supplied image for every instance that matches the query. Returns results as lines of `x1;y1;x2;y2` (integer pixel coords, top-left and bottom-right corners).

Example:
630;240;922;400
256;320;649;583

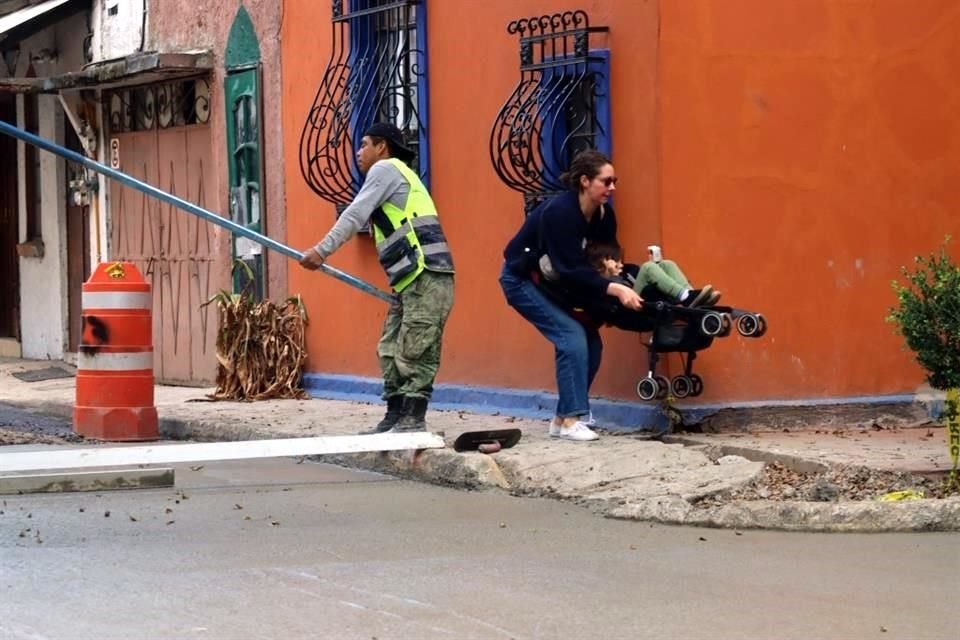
104;511;110;518
190;465;204;472
165;520;175;526
698;536;707;542
128;515;138;522
233;504;244;510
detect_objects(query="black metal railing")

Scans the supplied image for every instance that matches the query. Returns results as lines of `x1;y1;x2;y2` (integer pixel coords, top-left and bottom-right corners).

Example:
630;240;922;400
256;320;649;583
299;0;426;207
104;78;211;133
490;10;609;213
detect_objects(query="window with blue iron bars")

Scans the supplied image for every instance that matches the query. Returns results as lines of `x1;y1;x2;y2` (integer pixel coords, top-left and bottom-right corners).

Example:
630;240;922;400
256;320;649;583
299;0;430;212
490;10;611;215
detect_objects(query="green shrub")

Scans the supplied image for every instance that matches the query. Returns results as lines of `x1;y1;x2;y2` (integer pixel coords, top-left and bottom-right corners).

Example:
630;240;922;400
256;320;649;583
888;238;960;392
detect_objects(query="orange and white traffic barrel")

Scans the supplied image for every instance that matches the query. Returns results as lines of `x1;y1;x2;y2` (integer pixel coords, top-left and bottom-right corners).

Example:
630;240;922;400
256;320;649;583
74;261;158;441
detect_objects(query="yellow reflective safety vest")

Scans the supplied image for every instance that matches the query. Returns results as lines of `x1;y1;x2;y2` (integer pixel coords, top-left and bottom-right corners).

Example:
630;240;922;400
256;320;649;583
369;158;454;292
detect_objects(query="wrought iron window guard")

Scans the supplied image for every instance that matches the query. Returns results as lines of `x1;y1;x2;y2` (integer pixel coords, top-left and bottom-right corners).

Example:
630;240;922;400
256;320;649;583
490;10;610;214
104;78;211;133
299;0;428;208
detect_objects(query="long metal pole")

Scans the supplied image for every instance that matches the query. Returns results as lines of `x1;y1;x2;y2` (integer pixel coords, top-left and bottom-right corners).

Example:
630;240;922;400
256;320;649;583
0;119;393;303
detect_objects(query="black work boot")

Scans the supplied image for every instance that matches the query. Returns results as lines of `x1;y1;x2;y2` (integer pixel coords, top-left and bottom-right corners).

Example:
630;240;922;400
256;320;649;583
391;396;428;432
359;396;405;435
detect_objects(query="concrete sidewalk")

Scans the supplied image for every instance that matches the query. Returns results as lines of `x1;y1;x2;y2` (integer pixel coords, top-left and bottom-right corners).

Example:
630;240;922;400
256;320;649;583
1;358;957;532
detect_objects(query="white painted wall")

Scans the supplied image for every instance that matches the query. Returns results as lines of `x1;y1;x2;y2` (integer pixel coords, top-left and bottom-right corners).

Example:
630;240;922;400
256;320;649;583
12;12;95;359
92;0;146;61
18;95;67;359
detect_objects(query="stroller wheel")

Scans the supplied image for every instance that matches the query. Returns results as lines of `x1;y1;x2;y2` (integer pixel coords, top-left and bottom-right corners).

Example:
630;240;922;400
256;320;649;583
636;377;659;402
700;311;725;336
671;375;692;399
719;314;733;337
689;374;704;397
736;313;761;337
755;314;767;337
655;375;671;399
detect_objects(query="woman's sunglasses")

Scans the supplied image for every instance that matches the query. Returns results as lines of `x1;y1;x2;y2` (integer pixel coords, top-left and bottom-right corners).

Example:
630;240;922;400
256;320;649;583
598;176;618;187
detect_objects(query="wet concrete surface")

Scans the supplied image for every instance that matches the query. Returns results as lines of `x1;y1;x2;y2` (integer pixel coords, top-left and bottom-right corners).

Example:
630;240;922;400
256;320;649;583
0;454;956;639
0;403;75;440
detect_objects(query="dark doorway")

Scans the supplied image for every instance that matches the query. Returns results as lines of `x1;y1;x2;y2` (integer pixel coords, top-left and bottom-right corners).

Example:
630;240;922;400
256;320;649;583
0;95;20;339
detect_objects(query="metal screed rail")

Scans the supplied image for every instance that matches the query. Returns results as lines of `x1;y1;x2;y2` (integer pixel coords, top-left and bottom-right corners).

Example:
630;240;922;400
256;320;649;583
0;119;394;303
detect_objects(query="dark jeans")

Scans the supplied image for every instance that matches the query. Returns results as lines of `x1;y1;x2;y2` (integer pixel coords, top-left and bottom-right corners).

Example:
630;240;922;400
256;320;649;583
499;264;602;418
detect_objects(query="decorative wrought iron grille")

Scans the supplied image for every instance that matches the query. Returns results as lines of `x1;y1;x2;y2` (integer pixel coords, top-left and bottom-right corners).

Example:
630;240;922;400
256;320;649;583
299;0;428;207
104;78;212;133
490;10;610;213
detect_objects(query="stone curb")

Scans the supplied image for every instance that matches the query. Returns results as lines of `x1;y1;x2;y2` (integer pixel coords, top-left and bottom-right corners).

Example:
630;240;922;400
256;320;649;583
3;399;958;532
608;496;960;532
161;418;960;532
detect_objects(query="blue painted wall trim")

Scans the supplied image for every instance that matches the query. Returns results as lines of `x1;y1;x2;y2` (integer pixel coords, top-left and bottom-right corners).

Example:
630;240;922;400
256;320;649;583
303;372;667;431
303;373;945;432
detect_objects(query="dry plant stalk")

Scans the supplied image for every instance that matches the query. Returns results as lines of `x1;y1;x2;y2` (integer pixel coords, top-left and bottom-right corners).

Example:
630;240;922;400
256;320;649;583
206;292;310;401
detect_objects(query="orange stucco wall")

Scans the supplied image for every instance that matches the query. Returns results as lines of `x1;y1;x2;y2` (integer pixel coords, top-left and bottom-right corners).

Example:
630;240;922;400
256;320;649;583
659;0;960;400
283;0;958;404
283;0;660;401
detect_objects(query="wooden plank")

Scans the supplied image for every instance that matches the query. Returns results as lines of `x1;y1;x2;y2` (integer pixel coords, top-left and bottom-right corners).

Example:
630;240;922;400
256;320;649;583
0;433;445;473
0;468;175;495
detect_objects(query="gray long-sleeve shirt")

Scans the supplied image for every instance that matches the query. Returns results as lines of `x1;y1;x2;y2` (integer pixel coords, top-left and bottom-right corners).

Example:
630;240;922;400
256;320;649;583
314;160;410;259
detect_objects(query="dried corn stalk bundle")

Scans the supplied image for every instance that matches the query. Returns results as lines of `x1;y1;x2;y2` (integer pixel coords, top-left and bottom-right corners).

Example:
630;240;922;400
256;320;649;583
207;292;310;401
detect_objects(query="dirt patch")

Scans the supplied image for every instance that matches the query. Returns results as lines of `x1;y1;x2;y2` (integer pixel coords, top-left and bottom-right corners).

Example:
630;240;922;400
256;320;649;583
695;462;958;507
0;427;83;446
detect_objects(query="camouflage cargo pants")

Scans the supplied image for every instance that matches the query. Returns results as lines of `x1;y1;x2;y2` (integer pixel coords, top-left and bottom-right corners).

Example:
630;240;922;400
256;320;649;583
378;270;455;400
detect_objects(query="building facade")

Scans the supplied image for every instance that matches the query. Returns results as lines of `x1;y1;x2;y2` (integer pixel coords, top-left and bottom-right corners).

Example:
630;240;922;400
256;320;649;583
1;0;288;385
282;0;959;420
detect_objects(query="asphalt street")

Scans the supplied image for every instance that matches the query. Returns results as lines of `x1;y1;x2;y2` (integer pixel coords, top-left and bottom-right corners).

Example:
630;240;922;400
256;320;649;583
0;451;955;640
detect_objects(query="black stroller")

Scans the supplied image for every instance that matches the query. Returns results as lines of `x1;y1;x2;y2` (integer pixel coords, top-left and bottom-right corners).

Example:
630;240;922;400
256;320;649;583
534;269;768;402
601;286;768;402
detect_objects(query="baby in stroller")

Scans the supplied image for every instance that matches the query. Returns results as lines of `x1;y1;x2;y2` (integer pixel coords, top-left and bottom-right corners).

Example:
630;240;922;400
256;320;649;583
585;242;721;308
583;241;763;402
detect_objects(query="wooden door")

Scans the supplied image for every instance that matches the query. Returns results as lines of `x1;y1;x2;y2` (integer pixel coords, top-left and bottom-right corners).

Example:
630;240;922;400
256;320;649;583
66;125;91;352
110;123;226;385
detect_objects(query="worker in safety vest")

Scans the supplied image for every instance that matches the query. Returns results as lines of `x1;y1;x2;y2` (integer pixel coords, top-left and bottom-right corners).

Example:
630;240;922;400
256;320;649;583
300;123;455;434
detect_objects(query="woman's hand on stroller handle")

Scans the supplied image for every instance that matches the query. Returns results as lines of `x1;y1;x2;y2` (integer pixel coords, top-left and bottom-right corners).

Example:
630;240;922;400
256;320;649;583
609;282;643;310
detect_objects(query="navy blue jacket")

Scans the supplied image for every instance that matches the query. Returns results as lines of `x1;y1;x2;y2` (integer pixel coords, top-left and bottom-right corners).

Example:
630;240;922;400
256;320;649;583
503;191;617;305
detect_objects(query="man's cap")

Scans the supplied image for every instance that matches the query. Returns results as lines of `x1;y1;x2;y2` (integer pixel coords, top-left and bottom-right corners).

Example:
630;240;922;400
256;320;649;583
363;122;416;163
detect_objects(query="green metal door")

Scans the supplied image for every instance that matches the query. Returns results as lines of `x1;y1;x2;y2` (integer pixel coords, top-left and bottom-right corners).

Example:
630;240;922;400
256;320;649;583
225;68;264;298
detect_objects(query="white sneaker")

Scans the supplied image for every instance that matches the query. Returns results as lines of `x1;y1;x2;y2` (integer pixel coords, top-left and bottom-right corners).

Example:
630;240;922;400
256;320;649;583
558;421;599;442
549;417;562;437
